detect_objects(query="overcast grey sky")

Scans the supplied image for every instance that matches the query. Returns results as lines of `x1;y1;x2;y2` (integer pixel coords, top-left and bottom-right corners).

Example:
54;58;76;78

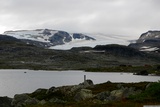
0;0;160;38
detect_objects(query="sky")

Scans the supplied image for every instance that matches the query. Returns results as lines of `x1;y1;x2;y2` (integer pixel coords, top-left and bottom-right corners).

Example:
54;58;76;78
0;0;160;38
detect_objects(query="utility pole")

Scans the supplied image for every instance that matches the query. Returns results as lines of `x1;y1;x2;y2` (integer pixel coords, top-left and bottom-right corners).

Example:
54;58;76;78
84;75;86;82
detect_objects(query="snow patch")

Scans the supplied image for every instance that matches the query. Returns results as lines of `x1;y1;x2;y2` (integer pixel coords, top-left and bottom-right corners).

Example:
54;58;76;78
51;33;131;50
142;40;146;42
140;47;159;52
3;29;58;43
146;32;151;37
155;35;159;38
140;46;150;49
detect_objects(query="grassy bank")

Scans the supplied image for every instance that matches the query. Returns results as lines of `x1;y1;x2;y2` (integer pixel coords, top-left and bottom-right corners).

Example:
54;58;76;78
85;65;160;75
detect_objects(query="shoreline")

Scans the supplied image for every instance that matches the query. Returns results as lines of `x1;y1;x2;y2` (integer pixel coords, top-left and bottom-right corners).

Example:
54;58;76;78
1;80;160;107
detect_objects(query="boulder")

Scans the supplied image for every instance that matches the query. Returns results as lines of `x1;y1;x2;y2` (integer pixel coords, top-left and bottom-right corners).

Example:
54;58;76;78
109;87;141;101
70;85;84;93
11;94;39;107
46;86;56;94
47;85;73;96
49;97;66;104
34;88;47;93
74;89;94;101
70;79;94;94
80;79;94;87
95;91;110;101
0;96;12;107
24;98;39;105
110;89;124;101
46;79;94;96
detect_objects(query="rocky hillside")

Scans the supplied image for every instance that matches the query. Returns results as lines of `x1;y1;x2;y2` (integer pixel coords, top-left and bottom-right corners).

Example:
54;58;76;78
0;34;160;70
129;31;160;52
1;80;160;107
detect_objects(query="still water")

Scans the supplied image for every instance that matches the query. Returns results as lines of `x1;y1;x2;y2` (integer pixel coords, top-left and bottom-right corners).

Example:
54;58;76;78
0;69;159;97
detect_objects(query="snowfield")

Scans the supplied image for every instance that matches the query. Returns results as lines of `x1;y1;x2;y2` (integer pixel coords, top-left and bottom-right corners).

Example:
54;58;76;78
51;33;133;50
3;29;135;50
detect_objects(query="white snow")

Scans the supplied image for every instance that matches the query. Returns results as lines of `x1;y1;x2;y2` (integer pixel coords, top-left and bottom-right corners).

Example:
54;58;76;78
3;29;134;50
140;47;159;52
3;29;58;43
146;32;150;37
142;40;146;42
155;35;159;38
51;33;132;50
140;46;150;49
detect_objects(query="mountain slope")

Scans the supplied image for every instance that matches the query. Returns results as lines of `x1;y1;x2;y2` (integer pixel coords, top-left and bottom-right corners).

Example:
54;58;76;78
129;30;160;52
51;33;132;50
93;44;146;57
0;34;159;70
3;29;95;48
3;29;132;50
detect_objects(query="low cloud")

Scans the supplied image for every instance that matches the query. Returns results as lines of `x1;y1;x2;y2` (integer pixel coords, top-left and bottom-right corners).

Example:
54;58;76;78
0;0;160;38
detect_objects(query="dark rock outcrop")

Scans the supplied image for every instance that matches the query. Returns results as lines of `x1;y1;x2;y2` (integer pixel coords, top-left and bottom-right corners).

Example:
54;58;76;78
73;33;95;40
11;94;39;107
95;91;110;101
49;98;66;104
137;31;160;43
134;70;148;76
79;79;94;88
93;44;146;57
7;80;147;106
49;31;72;45
129;31;160;52
74;89;94;101
0;35;20;42
0;96;12;107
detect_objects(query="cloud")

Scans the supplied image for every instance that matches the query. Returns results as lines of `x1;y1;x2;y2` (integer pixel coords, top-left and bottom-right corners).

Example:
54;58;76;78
0;0;160;38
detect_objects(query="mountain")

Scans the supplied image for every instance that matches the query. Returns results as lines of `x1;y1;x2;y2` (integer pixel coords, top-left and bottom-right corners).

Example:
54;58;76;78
129;30;160;52
93;44;146;57
0;34;160;70
3;29;95;48
0;34;20;42
3;29;132;50
52;33;132;50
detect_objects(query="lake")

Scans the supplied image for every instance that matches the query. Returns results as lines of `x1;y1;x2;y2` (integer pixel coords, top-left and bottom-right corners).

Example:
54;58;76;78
0;69;159;97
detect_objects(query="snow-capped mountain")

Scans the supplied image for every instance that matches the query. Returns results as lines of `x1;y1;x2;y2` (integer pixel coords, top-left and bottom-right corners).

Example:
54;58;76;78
129;30;160;52
3;29;132;50
51;33;132;50
3;29;95;48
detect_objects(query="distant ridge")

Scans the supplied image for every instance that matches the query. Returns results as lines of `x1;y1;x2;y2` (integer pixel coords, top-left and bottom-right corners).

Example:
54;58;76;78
3;29;131;50
129;30;160;53
3;29;95;48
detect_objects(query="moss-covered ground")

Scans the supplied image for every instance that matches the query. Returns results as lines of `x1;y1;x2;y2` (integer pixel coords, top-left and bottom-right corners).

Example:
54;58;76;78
25;82;160;107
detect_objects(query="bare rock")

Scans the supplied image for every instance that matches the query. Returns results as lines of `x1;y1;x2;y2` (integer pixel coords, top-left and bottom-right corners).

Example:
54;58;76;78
11;94;39;107
95;91;110;101
0;96;12;107
74;89;94;101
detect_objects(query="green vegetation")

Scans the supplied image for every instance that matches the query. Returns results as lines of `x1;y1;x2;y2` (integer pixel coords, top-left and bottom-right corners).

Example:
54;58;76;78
88;82;149;94
25;82;160;107
130;82;160;102
85;65;160;75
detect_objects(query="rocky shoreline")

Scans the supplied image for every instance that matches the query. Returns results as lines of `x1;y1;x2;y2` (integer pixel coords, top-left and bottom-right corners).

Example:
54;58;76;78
0;79;157;107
